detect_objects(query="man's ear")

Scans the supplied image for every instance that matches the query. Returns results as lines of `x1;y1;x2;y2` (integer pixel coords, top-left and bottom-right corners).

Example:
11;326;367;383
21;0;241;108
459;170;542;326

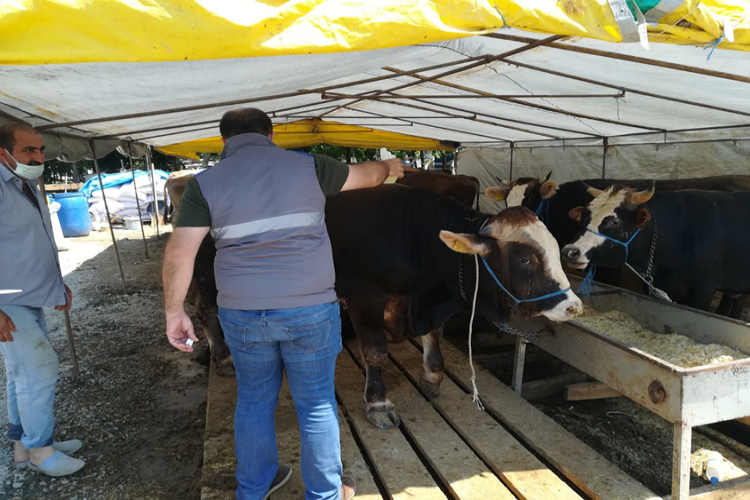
540;181;559;199
485;186;510;201
439;231;490;256
569;206;584;222
636;207;651;229
0;148;14;170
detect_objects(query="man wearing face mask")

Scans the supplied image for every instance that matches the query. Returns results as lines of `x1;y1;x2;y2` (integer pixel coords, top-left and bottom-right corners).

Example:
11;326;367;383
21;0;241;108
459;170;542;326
0;123;85;477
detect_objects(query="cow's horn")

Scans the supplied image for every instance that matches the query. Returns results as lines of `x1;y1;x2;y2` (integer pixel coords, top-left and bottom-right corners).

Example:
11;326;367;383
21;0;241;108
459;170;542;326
542;171;552;182
495;176;511;186
631;181;655;205
581;181;603;198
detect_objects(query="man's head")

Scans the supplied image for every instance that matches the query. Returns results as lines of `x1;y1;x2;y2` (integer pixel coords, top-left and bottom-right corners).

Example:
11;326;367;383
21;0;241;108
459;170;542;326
219;108;273;143
0;123;45;171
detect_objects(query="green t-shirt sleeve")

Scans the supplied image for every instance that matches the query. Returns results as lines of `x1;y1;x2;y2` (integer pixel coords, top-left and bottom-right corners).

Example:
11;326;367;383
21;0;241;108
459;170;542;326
174;178;211;228
313;154;349;196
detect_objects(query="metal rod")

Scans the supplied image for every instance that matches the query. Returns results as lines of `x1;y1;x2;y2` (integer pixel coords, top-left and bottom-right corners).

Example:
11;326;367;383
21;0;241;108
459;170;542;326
499;59;750;119
323;92;623;100
672;422;692;500
601;137;609;179
37;54;501;131
127;144;149;259
320;35;566;118
509;142;514;180
511;337;528;394
460;136;750;148
383;68;603;137
343;106;514;142
147;151;161;237
63;310;80;381
367;97;560;139
90;140;127;294
485;33;750;85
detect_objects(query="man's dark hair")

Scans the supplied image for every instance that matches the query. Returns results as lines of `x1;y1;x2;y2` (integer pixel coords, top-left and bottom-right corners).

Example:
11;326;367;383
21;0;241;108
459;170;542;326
0;122;40;153
219;108;273;140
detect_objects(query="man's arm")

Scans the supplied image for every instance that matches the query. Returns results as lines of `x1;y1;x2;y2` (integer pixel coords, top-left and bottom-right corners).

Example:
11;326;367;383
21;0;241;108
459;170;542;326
341;158;404;192
162;226;209;352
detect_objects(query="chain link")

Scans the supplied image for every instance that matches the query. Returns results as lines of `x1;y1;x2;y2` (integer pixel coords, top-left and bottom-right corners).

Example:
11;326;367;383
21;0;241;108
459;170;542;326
645;206;658;283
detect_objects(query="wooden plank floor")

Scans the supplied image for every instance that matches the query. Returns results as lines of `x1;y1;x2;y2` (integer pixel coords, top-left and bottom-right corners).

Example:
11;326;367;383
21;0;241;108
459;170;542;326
202;337;662;500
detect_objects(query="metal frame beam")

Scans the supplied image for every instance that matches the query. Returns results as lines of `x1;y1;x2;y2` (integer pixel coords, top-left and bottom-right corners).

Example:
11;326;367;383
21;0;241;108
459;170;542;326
322;92;623;100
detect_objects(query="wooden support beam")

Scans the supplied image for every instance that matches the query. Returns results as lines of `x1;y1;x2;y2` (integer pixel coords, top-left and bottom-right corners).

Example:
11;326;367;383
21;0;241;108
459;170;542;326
521;373;589;401
564;381;623;401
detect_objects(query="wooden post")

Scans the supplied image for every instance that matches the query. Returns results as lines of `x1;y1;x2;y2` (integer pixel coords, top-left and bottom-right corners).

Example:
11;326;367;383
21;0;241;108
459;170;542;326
672;422;692;500
128;144;149;259
90;140;127;294
63;310;80;381
147;151;161;237
511;336;528;394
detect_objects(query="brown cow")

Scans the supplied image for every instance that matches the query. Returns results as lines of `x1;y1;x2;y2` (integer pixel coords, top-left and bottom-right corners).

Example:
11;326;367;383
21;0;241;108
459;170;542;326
164;174;234;376
396;169;480;209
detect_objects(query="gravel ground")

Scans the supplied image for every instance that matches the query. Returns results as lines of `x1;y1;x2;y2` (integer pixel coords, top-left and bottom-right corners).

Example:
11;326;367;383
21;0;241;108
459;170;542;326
0;226;208;500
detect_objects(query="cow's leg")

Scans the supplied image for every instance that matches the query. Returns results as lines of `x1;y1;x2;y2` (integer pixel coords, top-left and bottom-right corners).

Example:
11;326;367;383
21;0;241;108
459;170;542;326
420;326;444;398
730;295;747;320
348;298;400;429
715;294;735;317
202;308;234;377
687;283;720;312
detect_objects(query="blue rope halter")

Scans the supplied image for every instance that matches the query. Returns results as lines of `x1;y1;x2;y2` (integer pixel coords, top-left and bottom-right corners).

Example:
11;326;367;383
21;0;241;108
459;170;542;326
585;228;641;261
480;258;570;311
535;197;550;223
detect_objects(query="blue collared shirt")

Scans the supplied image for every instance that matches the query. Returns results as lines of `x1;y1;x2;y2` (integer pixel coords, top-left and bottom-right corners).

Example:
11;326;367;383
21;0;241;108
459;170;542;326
0;165;66;308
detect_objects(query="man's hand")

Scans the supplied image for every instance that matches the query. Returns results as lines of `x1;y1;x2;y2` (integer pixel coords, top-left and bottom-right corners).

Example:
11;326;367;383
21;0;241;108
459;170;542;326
384;158;405;179
54;284;73;312
0;310;16;342
166;311;199;352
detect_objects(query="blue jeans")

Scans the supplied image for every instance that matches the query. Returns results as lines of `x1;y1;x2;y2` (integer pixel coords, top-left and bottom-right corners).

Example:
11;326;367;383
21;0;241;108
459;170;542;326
0;305;59;449
219;302;343;500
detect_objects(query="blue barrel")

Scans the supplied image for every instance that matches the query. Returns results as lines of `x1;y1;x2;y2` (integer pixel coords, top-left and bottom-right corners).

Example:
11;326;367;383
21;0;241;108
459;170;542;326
54;192;91;237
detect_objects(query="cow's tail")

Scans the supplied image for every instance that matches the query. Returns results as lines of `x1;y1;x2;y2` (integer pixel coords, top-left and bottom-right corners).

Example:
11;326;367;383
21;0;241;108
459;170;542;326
163;179;172;225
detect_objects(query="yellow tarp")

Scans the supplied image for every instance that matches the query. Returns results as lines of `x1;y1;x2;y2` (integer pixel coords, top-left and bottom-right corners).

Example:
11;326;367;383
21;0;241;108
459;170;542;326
157;120;454;159
1;0;747;65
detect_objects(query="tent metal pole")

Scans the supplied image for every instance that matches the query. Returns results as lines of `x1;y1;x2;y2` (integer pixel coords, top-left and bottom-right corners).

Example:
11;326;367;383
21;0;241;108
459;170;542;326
320;35;566;118
37;54;505;131
147;151;161;238
601;137;609;179
90;140;127;294
509;142;514;180
485;33;750;85
323;92;623;100
344;106;512;144
127;144;149;259
497;59;750;119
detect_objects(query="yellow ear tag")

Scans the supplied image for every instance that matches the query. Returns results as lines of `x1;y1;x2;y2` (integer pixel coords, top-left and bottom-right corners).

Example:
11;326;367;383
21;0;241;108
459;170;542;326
495;194;506;201
575;215;582;222
453;240;470;253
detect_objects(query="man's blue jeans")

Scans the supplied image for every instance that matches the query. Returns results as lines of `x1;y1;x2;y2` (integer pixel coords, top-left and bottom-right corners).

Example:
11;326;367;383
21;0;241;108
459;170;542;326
0;305;59;450
218;302;343;500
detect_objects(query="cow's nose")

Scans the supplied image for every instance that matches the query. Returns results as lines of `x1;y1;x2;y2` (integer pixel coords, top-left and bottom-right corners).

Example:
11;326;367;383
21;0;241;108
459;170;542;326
562;246;580;261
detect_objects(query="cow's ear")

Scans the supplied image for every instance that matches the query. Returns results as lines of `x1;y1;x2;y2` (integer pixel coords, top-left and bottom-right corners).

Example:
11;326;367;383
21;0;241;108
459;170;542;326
569;206;584;222
635;207;651;229
540;181;559;199
439;231;490;256
485;186;509;201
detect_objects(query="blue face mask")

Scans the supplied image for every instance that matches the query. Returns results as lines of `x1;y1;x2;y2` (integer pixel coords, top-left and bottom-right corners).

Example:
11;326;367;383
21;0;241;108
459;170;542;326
4;149;44;180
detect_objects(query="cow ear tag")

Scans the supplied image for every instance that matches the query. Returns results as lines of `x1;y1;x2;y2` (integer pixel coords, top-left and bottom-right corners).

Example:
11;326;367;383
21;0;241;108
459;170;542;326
453;240;470;253
495;193;506;201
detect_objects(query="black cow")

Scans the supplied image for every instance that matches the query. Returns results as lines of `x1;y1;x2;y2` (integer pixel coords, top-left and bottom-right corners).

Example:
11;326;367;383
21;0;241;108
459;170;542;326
327;185;582;428
397;169;480;209
488;174;750;317
561;185;750;313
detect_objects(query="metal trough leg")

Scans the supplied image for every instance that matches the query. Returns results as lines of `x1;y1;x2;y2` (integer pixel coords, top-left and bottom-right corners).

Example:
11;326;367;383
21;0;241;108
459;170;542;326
672;421;692;500
511;337;528;394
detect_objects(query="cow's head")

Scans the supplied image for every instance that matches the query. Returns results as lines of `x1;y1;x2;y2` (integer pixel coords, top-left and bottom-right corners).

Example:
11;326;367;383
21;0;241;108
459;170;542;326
439;206;582;322
485;172;558;211
562;184;654;269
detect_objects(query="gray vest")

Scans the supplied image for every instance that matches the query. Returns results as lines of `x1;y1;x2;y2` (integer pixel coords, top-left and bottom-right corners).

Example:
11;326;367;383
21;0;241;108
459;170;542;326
0;167;66;308
196;133;337;310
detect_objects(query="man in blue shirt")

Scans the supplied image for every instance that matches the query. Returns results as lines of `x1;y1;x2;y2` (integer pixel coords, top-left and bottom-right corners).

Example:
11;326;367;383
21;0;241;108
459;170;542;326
0;123;85;477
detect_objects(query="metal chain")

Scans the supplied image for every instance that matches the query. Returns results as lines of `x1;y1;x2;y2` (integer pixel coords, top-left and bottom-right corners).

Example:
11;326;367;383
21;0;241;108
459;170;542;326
458;254;467;302
645;206;658;283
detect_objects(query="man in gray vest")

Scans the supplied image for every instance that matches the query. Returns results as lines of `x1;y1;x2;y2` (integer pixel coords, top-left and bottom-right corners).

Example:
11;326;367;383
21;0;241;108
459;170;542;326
0;123;85;477
162;107;403;500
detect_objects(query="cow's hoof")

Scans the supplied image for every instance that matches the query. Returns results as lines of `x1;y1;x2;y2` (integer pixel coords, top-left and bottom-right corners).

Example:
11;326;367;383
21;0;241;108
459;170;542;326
366;404;401;429
215;363;235;377
419;376;441;398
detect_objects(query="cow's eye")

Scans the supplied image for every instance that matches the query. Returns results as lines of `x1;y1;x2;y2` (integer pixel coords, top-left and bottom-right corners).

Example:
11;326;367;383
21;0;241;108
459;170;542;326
610;218;621;226
520;258;530;265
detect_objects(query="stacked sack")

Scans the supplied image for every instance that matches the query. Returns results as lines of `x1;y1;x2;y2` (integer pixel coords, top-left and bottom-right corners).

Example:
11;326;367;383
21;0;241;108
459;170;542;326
88;173;167;224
